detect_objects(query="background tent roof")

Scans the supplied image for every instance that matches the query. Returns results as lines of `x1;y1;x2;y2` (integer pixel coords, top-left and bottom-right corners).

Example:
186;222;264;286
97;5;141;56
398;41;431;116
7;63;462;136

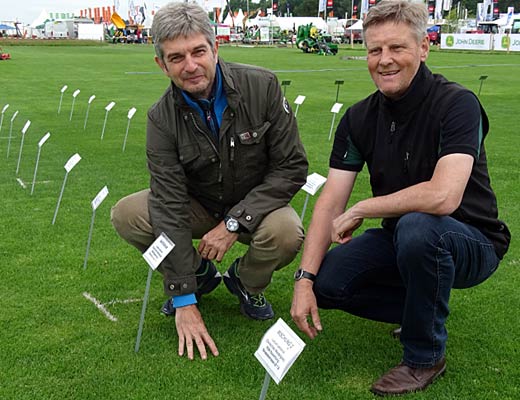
345;19;363;30
30;9;50;28
0;24;16;30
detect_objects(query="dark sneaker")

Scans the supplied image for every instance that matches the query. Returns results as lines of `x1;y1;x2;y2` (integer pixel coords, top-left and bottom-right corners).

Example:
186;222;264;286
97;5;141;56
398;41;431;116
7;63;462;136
160;259;222;317
223;258;274;320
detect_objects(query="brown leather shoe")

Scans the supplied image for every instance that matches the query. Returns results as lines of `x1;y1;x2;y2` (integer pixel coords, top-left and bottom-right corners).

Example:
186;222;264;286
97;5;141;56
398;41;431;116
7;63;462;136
370;358;446;396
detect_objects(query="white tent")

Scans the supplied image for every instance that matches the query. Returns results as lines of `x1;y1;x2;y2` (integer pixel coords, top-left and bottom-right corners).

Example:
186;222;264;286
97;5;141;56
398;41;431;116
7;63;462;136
223;12;235;27
345;19;363;30
30;9;50;28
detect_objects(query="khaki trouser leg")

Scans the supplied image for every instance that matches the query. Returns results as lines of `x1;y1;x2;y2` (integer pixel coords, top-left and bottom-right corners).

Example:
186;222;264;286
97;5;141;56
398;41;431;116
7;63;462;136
110;189;218;271
237;205;304;294
111;191;304;293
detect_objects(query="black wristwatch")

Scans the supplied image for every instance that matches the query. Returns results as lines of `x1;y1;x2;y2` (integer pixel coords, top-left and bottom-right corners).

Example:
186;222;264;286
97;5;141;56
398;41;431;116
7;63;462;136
294;268;316;282
224;215;240;233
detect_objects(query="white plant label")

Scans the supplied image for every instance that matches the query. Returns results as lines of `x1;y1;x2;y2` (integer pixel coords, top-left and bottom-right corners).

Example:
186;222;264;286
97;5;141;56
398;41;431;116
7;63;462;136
330;103;343;114
22;120;31;134
64;153;81;172
254;318;305;384
38;132;51;147
127;107;137;119
142;232;175;271
60;85;68;93
105;101;116;111
294;95;306;105
91;186;109;211
301;173;327;196
88;95;96;104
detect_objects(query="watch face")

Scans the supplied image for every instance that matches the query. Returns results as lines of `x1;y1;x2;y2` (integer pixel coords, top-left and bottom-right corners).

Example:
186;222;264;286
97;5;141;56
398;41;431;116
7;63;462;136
294;268;303;280
226;218;239;232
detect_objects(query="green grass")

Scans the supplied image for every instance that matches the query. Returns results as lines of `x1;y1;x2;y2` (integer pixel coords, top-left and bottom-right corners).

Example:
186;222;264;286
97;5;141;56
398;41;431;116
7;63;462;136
0;43;518;400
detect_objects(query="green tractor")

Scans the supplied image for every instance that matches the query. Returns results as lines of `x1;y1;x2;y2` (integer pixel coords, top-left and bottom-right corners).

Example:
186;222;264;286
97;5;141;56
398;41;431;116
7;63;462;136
296;24;338;55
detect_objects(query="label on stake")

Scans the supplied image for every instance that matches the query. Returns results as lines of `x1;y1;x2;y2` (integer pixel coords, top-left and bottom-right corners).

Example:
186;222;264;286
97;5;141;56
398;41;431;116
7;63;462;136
301;173;327;196
64;153;81;172
142;232;175;270
127;107;137;119
22;120;31;134
38;132;51;147
91;186;109;210
105;101;116;111
294;95;306;105
60;85;68;93
330;103;343;114
88;95;96;104
2;104;9;114
254;318;305;384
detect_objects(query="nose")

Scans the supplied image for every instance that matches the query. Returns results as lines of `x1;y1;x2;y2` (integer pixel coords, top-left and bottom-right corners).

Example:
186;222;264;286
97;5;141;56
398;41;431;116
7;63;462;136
183;55;198;72
379;47;393;66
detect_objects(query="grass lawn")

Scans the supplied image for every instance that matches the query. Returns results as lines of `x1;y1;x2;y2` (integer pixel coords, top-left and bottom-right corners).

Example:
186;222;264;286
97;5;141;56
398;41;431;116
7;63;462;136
0;42;518;400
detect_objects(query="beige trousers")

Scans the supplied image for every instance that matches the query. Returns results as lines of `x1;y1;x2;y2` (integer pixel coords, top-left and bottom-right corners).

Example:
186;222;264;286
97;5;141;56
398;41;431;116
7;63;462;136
111;189;304;293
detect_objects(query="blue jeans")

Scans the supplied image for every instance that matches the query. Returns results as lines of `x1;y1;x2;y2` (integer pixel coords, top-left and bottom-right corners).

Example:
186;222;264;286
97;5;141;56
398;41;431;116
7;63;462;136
314;212;500;368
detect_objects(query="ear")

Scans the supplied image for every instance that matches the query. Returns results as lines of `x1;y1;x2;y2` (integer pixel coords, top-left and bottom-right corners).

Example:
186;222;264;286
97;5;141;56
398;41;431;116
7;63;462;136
213;41;219;61
154;55;169;74
420;35;430;62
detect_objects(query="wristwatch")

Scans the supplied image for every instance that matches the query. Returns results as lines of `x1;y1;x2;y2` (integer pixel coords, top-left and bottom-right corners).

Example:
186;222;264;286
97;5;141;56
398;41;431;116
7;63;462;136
224;216;240;233
294;268;316;282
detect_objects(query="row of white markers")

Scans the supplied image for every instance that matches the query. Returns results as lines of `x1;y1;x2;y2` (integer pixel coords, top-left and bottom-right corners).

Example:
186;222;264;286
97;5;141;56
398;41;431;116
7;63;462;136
3;88;338;396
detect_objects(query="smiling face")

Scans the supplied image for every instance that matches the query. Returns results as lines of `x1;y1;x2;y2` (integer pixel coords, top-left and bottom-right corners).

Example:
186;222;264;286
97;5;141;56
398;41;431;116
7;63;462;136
155;33;219;100
365;21;429;100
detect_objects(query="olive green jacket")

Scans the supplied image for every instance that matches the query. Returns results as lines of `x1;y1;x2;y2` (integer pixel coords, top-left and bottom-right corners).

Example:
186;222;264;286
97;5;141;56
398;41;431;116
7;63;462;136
146;58;308;296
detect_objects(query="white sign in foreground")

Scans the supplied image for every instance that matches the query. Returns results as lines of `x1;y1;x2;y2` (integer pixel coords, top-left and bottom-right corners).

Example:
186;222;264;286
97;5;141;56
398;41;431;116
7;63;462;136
255;318;305;385
328;103;343;141
142;232;175;271
135;232;175;353
293;95;306;118
302;172;327;196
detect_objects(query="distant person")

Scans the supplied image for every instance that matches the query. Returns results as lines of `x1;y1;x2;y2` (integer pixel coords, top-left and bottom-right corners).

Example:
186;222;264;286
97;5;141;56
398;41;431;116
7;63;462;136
290;0;510;396
112;1;307;360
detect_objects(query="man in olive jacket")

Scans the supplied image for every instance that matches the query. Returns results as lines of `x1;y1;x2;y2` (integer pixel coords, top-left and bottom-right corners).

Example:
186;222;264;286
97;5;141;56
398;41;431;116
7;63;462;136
111;2;308;360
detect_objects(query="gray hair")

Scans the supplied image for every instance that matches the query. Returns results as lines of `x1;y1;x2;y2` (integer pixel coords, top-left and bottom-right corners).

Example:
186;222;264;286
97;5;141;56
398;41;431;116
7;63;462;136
363;0;428;43
151;2;216;60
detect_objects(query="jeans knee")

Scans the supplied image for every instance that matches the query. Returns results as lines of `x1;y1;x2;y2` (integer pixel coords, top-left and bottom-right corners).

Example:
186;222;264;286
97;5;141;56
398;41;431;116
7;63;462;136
395;213;438;253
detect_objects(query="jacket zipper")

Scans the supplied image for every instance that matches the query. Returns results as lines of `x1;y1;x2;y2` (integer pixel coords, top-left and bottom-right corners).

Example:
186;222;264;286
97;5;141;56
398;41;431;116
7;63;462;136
230;136;235;163
388;121;396;143
189;112;222;182
403;151;410;174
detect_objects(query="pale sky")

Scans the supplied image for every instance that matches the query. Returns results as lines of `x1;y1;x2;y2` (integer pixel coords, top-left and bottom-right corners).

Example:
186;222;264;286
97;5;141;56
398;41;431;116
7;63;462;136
0;0;227;25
